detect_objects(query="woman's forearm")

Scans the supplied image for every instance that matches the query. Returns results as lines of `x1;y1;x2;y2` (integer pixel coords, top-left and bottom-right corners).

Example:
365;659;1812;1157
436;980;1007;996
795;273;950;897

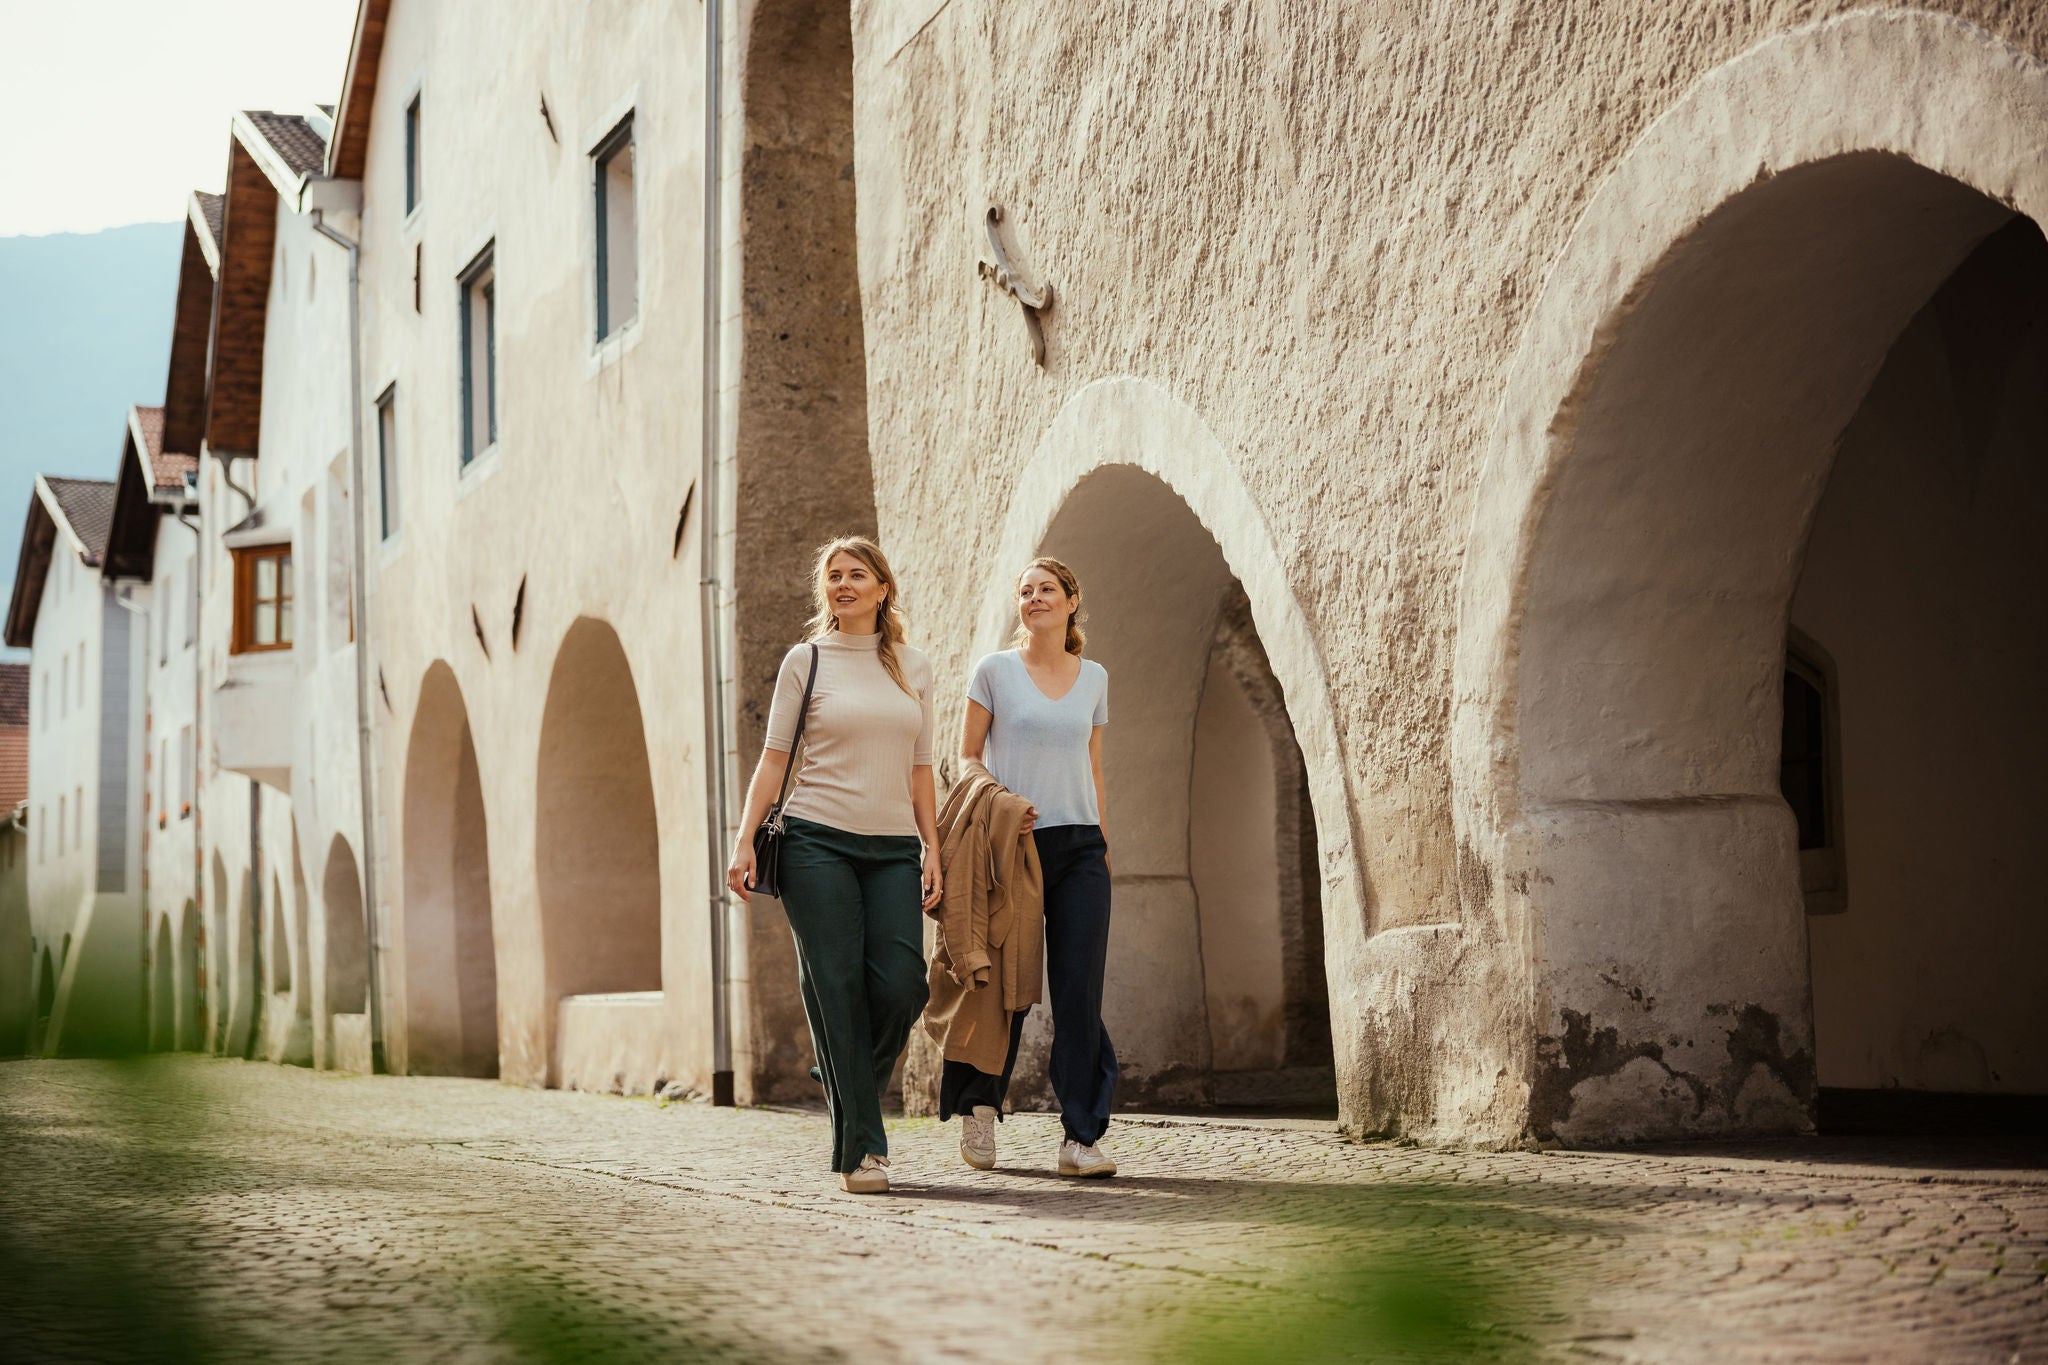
735;749;792;849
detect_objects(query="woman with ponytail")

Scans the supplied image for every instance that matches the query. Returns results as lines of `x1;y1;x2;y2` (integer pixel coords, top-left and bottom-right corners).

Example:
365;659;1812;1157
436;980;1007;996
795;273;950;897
945;557;1118;1178
727;536;939;1194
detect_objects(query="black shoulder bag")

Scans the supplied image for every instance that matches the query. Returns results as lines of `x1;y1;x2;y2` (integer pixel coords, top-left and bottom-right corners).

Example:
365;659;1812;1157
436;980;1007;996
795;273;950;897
749;643;819;900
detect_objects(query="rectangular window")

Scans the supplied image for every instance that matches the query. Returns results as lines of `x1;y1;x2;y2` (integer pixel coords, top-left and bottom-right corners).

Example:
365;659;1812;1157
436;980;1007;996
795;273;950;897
230;544;294;653
593;114;637;341
376;385;401;540
459;245;497;465
404;94;422;214
179;725;194;817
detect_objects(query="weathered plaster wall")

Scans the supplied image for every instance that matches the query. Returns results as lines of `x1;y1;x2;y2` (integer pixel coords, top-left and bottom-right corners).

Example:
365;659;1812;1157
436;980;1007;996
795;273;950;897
1793;219;2048;1094
360;0;710;1094
853;4;2048;1141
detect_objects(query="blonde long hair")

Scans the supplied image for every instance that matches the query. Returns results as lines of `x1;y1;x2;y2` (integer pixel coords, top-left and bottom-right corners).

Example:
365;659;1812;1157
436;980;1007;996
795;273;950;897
1008;557;1086;655
804;535;917;697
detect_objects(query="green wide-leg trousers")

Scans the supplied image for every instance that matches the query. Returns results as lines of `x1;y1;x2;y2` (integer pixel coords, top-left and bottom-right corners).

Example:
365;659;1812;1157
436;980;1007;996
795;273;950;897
777;817;928;1174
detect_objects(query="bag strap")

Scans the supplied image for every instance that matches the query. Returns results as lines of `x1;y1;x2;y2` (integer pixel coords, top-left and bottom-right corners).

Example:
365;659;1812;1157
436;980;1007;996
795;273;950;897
768;643;821;814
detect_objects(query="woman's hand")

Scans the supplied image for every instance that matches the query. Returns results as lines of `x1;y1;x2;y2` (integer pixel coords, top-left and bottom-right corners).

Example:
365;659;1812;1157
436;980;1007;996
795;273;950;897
921;845;944;910
726;843;757;902
1019;804;1039;835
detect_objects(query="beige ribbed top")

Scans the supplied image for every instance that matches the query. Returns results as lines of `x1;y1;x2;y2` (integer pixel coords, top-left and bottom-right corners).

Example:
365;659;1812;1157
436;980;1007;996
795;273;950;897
764;631;935;838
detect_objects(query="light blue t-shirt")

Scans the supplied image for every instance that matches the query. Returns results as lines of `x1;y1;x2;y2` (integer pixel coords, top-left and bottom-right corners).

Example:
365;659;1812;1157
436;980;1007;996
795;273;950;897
966;650;1109;829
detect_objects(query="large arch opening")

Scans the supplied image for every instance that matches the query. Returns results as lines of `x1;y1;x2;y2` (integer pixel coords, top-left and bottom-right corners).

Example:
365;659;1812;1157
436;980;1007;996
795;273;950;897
176;899;203;1051
401;662;500;1077
149;915;174;1052
1472;153;2046;1140
323;836;368;1019
535;618;662;1008
1005;466;1336;1112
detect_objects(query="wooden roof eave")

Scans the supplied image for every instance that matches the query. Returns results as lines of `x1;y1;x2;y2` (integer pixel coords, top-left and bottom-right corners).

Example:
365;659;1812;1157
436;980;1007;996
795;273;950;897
327;0;391;181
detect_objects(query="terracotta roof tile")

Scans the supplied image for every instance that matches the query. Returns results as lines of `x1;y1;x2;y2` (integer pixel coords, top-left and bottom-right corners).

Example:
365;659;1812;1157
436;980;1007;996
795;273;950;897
242;110;329;180
195;191;225;252
0;663;27;726
131;406;194;492
0;730;24;812
43;476;116;565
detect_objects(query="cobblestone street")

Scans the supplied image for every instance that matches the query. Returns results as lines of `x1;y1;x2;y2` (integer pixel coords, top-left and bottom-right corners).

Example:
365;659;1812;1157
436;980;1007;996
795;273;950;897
1;1058;2044;1362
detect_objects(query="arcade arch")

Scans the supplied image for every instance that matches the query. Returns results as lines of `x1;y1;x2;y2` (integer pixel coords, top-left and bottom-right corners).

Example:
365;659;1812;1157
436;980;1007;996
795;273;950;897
534;618;662;1006
401;662;500;1077
1453;12;2048;1140
323;836;368;1018
176;899;203;1051
977;379;1362;1113
150;915;174;1051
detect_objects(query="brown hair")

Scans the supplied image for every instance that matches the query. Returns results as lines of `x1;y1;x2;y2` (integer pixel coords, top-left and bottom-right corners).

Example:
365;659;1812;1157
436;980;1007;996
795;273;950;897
804;535;917;697
1008;557;1086;655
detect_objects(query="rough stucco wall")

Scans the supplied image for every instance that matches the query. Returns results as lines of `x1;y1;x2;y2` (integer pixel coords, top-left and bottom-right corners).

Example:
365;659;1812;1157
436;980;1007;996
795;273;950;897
733;0;875;1104
1793;219;2048;1094
361;0;709;1093
852;1;2048;1141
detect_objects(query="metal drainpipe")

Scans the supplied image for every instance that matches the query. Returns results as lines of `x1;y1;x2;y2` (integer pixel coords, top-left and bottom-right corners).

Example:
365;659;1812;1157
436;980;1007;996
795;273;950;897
175;509;204;1049
700;0;736;1107
109;584;152;1049
217;452;263;1061
311;208;387;1074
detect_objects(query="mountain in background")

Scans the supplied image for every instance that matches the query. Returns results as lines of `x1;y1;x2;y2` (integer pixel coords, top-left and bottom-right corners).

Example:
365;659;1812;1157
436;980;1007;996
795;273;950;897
0;221;183;658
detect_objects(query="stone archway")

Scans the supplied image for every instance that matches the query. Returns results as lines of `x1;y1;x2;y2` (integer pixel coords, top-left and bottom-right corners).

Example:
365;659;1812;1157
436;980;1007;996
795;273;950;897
323;836;368;1019
971;379;1363;1115
176;900;203;1051
535;618;662;1086
401;662;500;1078
1453;12;2048;1142
149;915;174;1052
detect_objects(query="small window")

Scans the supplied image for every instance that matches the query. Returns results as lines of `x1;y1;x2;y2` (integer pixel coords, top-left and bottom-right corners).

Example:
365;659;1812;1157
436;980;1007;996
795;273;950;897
231;544;294;653
404;94;422;215
376;385;401;539
459;245;497;465
1782;634;1847;914
593;114;637;341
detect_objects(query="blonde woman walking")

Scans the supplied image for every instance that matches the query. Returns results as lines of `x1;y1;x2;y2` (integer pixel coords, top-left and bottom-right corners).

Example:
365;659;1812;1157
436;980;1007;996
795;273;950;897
728;536;940;1194
946;557;1117;1177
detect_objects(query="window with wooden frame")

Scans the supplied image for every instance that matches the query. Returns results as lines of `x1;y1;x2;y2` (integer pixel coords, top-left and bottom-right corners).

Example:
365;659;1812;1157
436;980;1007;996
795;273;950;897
231;544;294;653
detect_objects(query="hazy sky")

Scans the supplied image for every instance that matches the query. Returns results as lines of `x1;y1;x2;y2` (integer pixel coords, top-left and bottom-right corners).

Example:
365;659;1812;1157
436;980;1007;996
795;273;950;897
0;0;362;237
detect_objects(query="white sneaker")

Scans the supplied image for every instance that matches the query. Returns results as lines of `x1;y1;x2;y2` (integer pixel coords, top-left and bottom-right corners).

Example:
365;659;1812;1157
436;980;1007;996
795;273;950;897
960;1106;998;1170
1059;1140;1116;1178
840;1153;889;1193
